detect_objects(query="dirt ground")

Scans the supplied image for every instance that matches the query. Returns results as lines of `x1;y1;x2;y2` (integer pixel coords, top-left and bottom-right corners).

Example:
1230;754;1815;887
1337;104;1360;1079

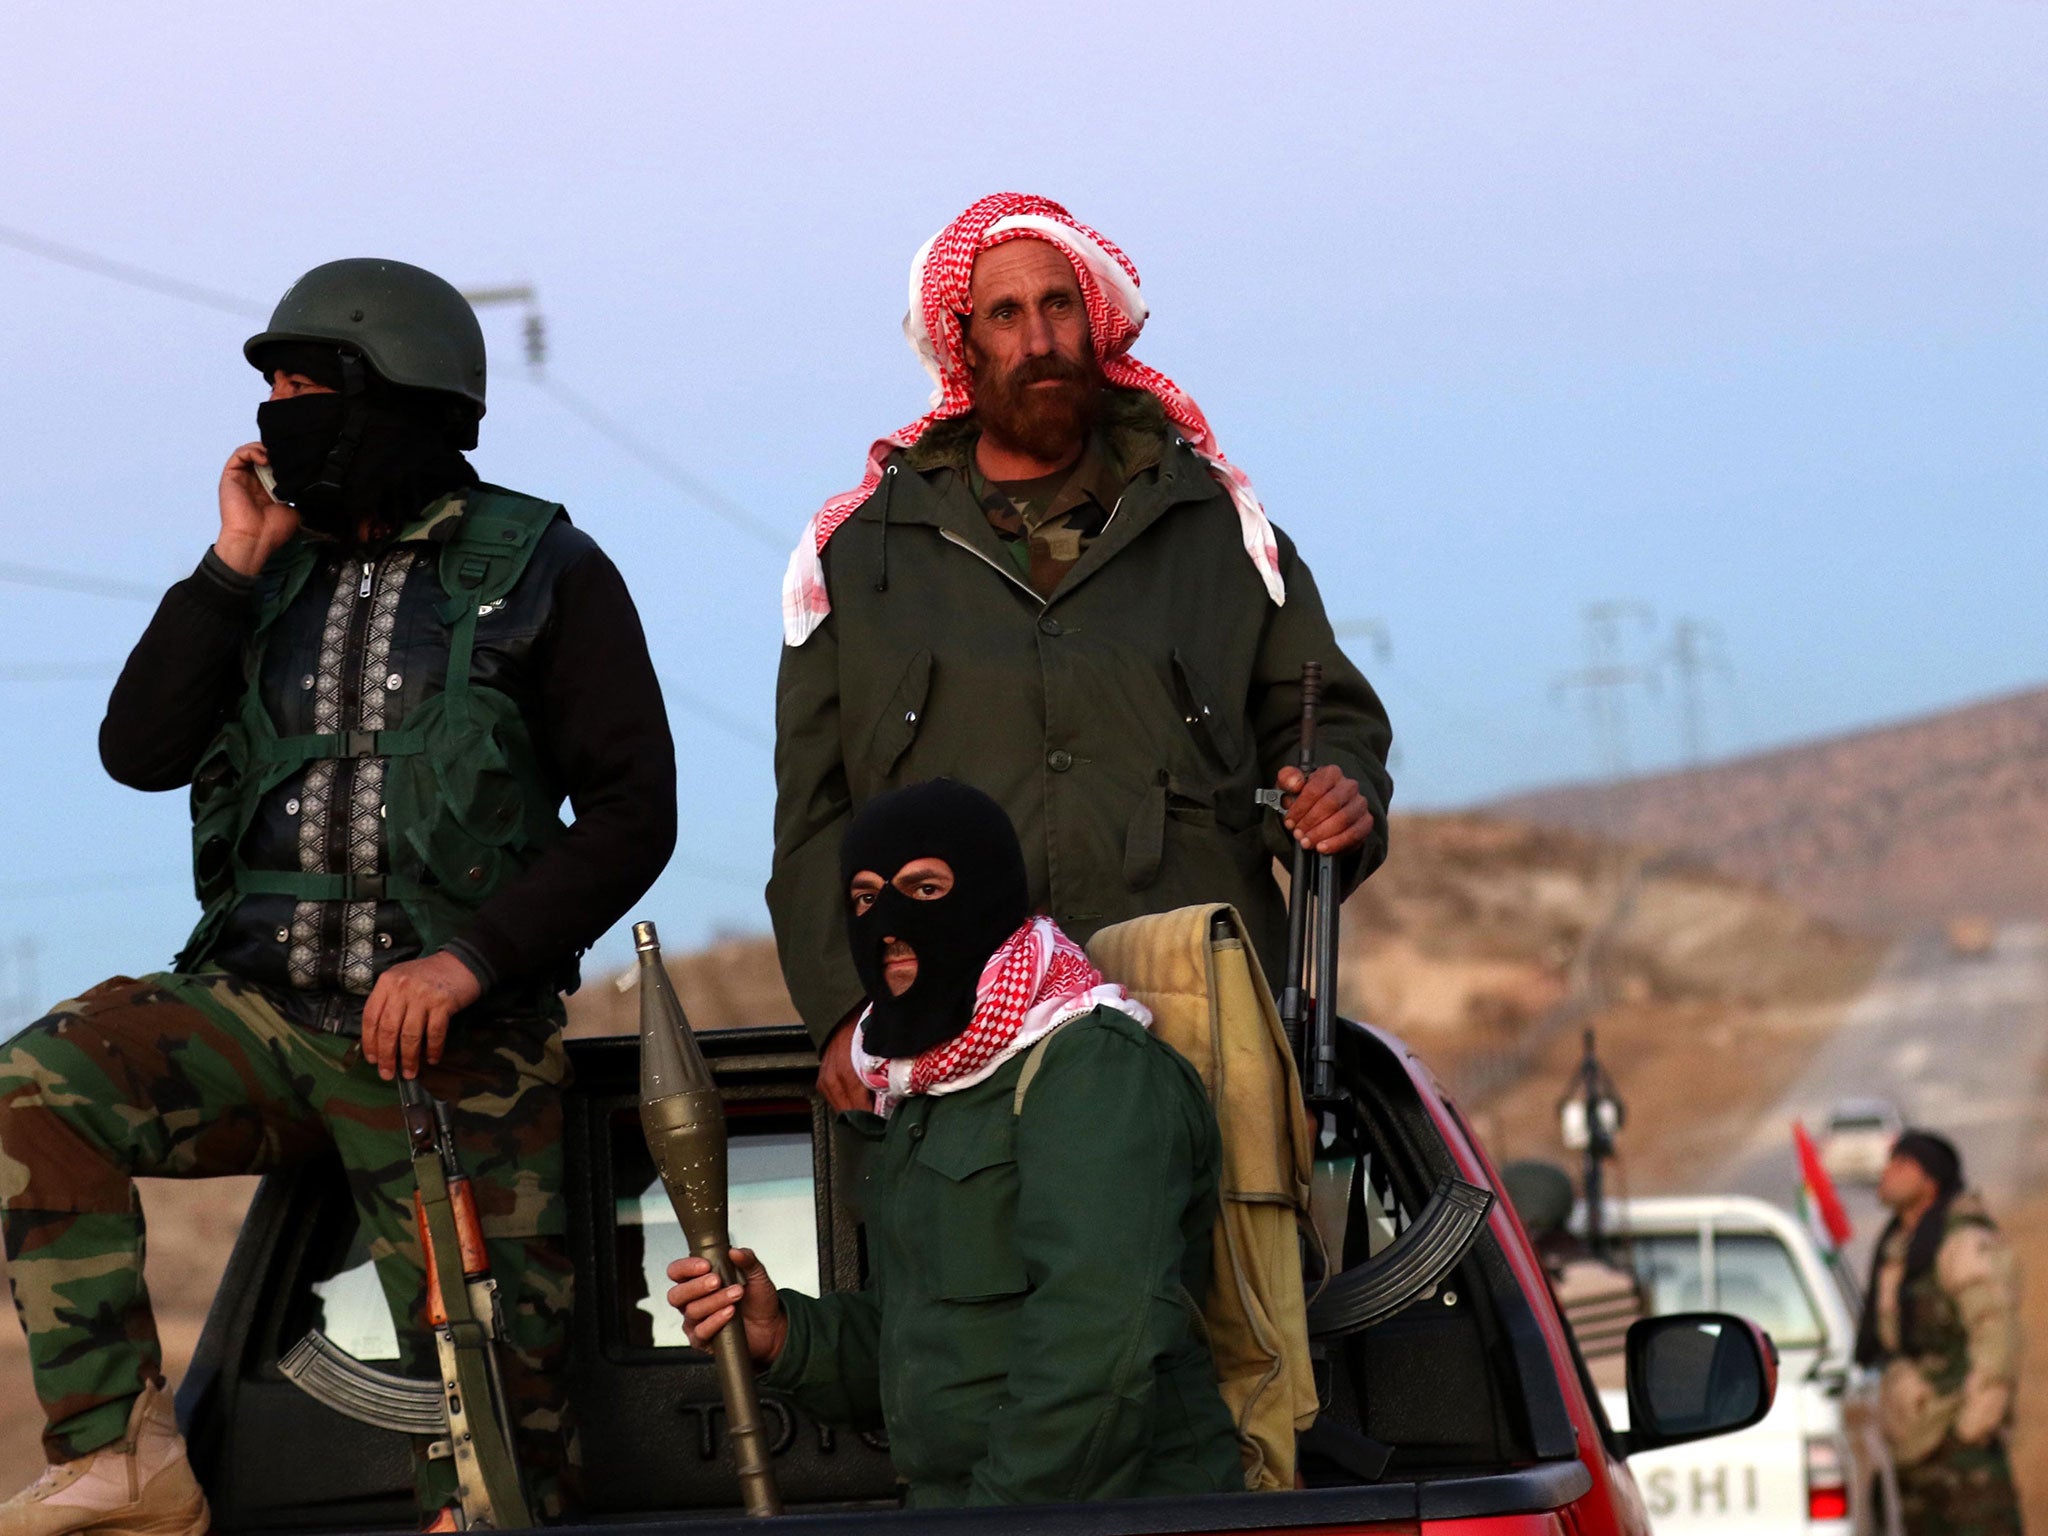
1452;995;1858;1194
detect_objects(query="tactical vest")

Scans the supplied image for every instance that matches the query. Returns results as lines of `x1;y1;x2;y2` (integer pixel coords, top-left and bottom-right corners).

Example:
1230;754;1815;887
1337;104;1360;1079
1895;1206;1996;1395
178;488;570;999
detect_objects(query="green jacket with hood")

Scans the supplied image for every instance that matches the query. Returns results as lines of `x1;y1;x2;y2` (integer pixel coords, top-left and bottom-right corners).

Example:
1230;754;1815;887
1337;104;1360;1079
760;1006;1244;1506
769;391;1393;1041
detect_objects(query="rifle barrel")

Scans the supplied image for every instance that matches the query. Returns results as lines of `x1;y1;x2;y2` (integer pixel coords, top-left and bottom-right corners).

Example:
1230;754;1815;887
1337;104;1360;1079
1310;849;1341;1103
1278;661;1326;1073
1297;661;1323;772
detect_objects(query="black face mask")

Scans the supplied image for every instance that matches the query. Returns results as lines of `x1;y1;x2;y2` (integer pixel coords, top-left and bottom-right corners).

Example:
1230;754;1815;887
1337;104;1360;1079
842;780;1031;1059
256;393;352;534
257;387;478;544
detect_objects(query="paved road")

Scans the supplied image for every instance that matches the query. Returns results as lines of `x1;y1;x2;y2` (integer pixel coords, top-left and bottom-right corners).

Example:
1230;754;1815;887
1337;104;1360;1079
1706;922;2048;1277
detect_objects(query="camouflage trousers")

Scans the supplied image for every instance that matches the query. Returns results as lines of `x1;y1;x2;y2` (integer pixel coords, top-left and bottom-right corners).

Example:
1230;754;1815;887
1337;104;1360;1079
1897;1436;2022;1536
0;970;579;1519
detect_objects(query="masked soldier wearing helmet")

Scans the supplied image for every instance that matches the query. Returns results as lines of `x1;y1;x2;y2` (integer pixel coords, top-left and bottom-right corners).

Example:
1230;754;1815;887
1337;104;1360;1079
0;259;677;1533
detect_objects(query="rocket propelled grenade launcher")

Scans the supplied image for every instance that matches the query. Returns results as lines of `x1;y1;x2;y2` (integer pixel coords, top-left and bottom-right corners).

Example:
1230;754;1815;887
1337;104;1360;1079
635;921;784;1519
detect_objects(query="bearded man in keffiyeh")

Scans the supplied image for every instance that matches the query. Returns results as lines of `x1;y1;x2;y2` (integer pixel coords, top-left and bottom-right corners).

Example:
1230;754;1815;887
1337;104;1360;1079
670;781;1243;1506
768;192;1394;1114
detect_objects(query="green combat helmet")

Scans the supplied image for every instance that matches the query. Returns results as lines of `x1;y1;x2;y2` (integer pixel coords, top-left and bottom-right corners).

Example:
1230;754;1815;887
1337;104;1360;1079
244;257;487;417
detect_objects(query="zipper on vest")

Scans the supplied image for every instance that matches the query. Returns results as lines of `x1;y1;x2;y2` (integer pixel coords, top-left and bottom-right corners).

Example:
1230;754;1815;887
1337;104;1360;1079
317;554;384;988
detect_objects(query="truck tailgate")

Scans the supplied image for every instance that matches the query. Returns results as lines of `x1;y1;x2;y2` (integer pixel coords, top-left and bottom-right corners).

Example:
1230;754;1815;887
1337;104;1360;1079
463;1461;1593;1536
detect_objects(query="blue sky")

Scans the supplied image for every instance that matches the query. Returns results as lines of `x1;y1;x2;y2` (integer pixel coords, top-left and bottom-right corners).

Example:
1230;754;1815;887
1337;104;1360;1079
1;1;2042;1008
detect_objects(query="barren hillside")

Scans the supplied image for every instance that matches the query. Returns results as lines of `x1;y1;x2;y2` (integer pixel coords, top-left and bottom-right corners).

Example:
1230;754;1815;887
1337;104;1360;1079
1338;814;1879;1187
1496;682;2048;936
566;933;796;1037
568;814;1880;1194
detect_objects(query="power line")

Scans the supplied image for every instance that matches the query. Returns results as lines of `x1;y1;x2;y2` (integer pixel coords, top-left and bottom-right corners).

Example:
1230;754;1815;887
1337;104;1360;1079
0;663;120;682
0;651;769;753
534;376;787;554
0;222;266;318
0;653;767;752
1333;617;1392;662
457;286;784;552
1;220;784;553
0;871;188;903
0;562;159;602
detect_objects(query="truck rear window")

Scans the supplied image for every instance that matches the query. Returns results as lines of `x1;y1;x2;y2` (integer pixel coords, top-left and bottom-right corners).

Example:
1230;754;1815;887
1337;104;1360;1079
1630;1229;1825;1350
1713;1233;1824;1349
612;1106;820;1349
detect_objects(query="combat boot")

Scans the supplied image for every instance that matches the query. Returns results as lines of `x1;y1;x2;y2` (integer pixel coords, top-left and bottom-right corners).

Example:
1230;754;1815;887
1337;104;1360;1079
0;1381;209;1536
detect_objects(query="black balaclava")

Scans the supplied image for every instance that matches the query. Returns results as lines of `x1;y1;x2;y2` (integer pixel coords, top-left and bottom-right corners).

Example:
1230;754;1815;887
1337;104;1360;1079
1856;1128;1967;1366
841;779;1031;1059
254;342;479;542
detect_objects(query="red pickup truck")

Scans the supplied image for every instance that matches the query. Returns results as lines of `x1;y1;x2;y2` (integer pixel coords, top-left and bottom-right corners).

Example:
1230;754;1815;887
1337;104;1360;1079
175;1016;1772;1533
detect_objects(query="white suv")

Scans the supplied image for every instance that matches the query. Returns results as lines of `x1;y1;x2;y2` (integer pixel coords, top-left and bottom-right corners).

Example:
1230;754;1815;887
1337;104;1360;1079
1820;1100;1902;1188
1578;1195;1899;1535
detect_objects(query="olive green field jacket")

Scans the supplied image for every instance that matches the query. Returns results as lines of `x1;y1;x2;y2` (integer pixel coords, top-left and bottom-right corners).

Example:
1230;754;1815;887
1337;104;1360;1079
769;396;1394;1041
759;1007;1243;1506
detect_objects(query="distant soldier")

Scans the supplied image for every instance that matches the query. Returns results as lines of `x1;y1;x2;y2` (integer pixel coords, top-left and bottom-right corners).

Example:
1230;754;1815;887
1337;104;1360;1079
1857;1130;2024;1536
770;192;1393;1110
0;260;676;1533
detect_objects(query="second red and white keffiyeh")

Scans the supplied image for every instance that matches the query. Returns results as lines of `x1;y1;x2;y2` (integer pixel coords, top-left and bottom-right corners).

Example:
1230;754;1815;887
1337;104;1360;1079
850;915;1148;1115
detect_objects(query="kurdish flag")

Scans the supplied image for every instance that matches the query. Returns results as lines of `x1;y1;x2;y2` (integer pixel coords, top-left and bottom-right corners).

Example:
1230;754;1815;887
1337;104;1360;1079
1793;1119;1854;1273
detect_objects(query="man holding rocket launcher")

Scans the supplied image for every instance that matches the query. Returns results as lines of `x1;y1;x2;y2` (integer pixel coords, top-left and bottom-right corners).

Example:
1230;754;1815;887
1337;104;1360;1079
669;780;1243;1508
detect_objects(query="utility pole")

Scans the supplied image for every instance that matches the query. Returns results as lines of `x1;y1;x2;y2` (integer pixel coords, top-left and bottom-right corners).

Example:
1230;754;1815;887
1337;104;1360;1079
1552;602;1656;782
460;284;546;372
1333;618;1392;662
1663;617;1732;769
1559;1029;1625;1262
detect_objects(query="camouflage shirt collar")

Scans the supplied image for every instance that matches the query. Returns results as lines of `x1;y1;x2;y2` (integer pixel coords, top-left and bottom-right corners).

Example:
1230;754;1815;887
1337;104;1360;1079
294;490;468;550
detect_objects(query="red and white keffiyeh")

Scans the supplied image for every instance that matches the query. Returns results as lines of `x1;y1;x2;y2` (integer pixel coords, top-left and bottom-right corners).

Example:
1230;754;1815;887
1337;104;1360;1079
849;916;1149;1115
781;191;1286;647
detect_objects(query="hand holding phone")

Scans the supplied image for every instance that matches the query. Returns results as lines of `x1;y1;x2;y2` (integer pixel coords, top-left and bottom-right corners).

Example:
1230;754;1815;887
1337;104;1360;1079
216;443;297;576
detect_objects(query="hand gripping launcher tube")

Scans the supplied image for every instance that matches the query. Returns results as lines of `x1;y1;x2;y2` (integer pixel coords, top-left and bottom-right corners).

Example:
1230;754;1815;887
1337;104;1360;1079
277;1078;534;1530
634;920;784;1518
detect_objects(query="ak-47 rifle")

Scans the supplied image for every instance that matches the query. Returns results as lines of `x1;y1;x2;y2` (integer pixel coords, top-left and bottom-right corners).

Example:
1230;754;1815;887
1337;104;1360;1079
1266;662;1342;1105
1259;662;1494;1345
279;1079;534;1530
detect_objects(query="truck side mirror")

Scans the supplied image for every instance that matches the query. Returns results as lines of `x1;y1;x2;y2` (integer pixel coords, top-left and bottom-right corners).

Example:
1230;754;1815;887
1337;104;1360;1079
1619;1312;1777;1456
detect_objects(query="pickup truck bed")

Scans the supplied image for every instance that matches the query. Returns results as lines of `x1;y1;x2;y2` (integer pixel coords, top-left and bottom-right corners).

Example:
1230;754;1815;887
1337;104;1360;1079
174;1020;1647;1535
